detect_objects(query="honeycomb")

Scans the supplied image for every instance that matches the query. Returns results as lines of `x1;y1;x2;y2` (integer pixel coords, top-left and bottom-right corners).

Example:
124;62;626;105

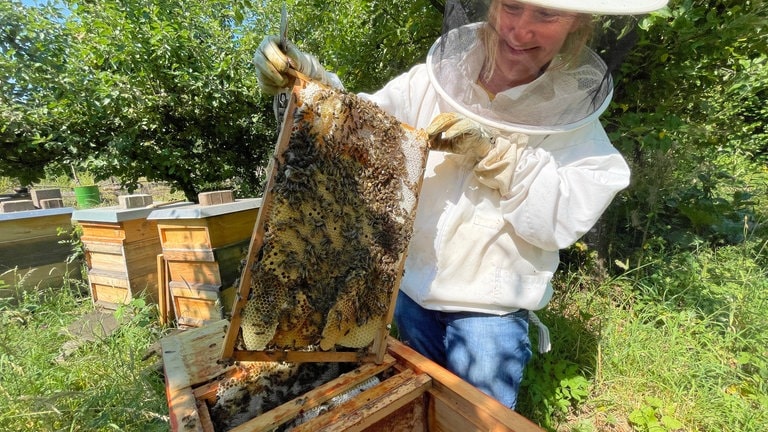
239;81;428;352
210;361;343;431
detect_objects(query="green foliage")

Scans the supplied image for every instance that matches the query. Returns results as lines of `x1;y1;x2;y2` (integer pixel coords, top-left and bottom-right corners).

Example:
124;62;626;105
284;0;442;92
2;0;277;200
1;0;442;200
522;354;591;426
0;282;168;431
0;1;70;186
604;0;768;258
628;397;684;432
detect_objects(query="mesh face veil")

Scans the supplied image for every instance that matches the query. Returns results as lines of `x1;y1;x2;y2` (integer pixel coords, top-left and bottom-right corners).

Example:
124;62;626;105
429;0;667;135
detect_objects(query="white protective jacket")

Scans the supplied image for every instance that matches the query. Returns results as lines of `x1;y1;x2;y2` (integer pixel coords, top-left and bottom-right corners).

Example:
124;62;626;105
359;58;630;316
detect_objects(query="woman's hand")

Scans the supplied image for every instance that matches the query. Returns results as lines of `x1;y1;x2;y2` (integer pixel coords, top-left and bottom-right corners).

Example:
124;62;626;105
253;35;337;94
426;112;528;198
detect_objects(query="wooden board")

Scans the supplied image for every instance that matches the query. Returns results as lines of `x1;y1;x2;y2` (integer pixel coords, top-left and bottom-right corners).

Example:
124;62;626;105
156;209;258;251
0;262;77;293
0;212;71;243
79;218;160;244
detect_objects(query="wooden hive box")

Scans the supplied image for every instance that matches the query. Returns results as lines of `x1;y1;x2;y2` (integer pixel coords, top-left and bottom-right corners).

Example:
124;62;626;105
0;207;77;295
147;198;262;328
162;319;544;432
72;202;192;309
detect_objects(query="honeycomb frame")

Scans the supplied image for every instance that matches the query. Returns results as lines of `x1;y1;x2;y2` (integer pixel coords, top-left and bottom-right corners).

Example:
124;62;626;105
221;72;428;364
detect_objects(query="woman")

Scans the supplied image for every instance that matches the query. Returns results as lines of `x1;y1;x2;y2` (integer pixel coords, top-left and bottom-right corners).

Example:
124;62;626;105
254;0;667;409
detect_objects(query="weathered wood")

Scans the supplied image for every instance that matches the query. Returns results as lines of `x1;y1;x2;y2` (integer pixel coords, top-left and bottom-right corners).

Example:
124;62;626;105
79;218;160;243
228;358;398;432
0;208;75;291
0;262;76;293
157;254;169;325
155;209;259;251
386;338;543;432
74;208;171;309
0;210;71;243
0;234;71;269
361;396;426;432
150;201;258;328
289;369;432;432
162;321;232;432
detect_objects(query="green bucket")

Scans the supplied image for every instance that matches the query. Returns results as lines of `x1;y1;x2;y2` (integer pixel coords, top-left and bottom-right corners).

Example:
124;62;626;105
74;185;101;208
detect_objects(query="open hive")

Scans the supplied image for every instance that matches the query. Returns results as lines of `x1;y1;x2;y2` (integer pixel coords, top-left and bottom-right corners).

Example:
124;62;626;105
221;74;429;363
164;321;545;432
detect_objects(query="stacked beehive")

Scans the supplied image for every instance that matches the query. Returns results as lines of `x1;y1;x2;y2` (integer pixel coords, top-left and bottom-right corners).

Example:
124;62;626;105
73;194;191;309
148;192;261;328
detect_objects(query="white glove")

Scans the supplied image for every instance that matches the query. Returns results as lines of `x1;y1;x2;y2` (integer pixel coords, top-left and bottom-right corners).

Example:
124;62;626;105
253;35;337;95
426;112;527;198
426;112;493;160
474;134;527;198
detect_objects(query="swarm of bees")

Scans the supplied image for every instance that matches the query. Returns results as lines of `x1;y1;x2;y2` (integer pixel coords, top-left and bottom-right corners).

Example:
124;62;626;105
210;361;344;430
238;82;428;352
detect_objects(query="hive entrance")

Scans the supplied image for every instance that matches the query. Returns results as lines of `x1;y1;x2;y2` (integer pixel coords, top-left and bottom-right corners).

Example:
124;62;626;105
221;74;428;363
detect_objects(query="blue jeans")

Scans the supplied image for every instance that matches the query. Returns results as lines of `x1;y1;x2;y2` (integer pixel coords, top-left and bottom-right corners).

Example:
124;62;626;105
394;291;532;409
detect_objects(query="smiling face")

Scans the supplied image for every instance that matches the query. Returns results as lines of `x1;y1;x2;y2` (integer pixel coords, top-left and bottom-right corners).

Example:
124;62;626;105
481;0;588;92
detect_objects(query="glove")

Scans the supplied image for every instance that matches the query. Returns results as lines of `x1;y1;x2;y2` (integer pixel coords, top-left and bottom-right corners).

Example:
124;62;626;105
473;134;527;198
254;35;337;95
426;112;527;198
426;112;493;160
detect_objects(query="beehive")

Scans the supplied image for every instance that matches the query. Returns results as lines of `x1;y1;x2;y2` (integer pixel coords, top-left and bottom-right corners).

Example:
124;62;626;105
148;198;261;328
162;319;545;432
222;75;429;363
0;207;76;295
73;202;191;309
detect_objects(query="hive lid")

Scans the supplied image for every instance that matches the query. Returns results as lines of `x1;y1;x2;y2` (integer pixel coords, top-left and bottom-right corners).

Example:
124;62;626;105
0;207;74;222
221;73;429;364
146;199;260;221
73;201;194;223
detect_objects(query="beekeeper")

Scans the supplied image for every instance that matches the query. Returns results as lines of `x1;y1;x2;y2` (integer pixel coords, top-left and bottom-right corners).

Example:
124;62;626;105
254;0;668;409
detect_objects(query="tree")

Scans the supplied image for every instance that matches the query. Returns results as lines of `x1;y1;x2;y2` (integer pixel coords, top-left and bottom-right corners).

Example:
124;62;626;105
0;2;70;187
2;0;279;200
601;0;768;263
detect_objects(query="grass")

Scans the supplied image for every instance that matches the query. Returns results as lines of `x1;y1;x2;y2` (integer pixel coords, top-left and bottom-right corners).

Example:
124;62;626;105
517;239;768;431
0;279;170;431
3;242;765;431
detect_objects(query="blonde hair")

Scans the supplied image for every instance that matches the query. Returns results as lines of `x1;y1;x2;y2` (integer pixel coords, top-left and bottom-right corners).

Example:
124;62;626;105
479;1;594;82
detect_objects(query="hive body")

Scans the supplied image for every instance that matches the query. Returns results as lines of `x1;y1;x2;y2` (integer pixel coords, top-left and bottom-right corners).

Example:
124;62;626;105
239;82;428;352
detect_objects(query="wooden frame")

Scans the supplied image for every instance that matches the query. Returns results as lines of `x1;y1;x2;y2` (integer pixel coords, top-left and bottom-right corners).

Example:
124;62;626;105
220;72;426;364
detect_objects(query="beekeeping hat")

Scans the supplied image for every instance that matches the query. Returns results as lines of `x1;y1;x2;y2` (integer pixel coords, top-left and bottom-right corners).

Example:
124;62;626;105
505;0;668;15
430;0;669;134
